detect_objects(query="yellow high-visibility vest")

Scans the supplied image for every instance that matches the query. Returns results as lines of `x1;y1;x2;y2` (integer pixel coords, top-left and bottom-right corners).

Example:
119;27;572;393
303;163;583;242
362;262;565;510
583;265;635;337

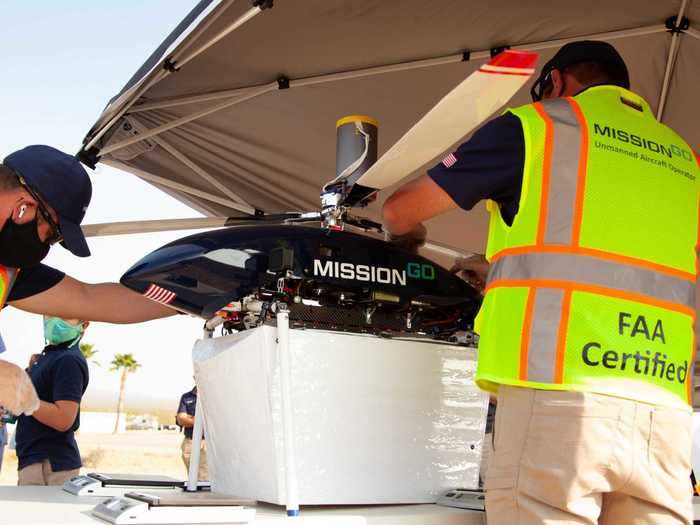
0;265;17;310
475;85;700;408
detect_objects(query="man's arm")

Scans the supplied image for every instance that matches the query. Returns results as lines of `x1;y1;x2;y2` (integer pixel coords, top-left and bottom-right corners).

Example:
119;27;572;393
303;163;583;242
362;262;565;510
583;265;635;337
382;174;457;236
30;400;79;432
31;354;85;432
176;412;194;428
10;274;174;323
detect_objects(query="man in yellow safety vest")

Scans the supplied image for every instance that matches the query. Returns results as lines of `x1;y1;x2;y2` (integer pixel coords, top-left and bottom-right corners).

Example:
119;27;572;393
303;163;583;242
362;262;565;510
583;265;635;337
383;41;699;524
0;145;173;420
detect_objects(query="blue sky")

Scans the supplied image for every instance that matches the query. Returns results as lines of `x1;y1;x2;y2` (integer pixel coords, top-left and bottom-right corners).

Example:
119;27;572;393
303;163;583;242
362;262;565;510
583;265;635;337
0;1;215;409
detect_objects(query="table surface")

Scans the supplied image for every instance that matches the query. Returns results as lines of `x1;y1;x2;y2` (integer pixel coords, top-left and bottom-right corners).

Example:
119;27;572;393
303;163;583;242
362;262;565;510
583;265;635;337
0;486;486;525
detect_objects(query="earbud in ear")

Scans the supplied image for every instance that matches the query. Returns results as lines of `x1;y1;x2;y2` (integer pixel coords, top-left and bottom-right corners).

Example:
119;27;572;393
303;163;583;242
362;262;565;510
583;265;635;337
18;205;27;218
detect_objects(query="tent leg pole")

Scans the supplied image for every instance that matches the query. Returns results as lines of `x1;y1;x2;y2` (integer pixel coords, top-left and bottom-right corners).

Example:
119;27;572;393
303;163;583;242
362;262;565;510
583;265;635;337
656;0;690;121
656;34;681;121
185;321;221;492
277;305;299;516
185;395;206;491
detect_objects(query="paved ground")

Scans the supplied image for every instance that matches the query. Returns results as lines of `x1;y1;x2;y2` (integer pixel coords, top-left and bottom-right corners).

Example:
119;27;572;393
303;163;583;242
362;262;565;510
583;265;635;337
0;430;189;486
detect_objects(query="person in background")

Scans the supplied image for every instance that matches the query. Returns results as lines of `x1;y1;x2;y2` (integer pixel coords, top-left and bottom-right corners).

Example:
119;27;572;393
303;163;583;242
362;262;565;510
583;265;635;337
15;317;90;485
176;385;208;480
0;418;7;472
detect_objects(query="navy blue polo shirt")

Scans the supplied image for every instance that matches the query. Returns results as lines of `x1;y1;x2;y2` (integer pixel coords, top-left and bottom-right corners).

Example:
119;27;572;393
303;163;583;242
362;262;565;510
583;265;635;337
428;113;525;226
177;389;199;440
16;341;89;472
7;264;66;302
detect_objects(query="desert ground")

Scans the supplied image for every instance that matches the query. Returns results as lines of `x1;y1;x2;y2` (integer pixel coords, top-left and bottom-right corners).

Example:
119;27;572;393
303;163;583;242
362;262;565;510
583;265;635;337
0;430;189;485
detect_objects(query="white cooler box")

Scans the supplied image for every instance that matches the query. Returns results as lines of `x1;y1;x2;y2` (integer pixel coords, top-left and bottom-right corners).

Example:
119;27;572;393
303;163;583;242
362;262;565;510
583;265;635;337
193;325;488;505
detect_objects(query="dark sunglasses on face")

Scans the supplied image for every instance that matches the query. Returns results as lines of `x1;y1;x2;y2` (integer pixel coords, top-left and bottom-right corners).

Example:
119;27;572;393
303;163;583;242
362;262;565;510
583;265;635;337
17;176;63;245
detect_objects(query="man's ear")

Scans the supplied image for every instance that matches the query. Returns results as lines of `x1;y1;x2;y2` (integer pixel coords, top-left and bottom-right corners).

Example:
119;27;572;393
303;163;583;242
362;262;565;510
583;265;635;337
549;69;565;98
11;196;38;225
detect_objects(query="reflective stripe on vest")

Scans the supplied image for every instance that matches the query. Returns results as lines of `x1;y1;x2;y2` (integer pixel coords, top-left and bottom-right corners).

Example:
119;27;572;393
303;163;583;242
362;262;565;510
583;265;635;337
487;251;695;384
533;98;586;245
488;252;695;311
475;87;700;407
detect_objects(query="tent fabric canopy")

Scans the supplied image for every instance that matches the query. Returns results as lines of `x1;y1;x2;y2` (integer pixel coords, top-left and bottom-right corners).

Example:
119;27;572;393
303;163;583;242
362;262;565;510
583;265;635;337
80;0;700;255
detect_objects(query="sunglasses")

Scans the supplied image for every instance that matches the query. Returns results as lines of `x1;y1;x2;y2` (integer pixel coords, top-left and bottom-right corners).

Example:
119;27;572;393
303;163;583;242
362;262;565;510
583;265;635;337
530;69;554;102
17;176;63;245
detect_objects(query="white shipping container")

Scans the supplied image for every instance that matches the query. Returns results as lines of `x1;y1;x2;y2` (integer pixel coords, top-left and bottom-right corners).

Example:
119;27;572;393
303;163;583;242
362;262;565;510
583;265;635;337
193;325;488;506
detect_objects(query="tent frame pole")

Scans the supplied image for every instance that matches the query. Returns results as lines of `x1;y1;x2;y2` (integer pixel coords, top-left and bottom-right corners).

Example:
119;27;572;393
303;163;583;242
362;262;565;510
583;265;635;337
97;24;666;156
174;5;263;71
84;68;169;152
129;24;666;114
130;86;258;113
127;117;254;210
100;83;276;156
656;0;690;121
84;1;260;152
102;159;254;213
687;27;700;40
170;0;237;67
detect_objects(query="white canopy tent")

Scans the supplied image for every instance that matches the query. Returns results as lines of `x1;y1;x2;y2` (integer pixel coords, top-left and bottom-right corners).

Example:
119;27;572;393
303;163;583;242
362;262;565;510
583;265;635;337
72;0;700;501
79;0;700;256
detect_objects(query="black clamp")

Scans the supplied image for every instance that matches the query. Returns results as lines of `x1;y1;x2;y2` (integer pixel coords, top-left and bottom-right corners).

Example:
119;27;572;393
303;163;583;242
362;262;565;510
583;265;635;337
490;45;511;58
462;50;471;62
77;147;101;170
277;76;290;90
665;15;690;34
163;57;180;73
252;0;274;9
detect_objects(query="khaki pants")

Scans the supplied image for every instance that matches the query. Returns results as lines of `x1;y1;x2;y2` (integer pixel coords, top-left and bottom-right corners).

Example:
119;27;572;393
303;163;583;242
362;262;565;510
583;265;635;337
181;437;208;480
18;459;80;486
485;386;692;525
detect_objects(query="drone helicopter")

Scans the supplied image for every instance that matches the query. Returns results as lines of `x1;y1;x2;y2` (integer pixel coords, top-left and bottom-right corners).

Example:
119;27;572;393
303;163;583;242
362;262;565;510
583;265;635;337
118;50;538;342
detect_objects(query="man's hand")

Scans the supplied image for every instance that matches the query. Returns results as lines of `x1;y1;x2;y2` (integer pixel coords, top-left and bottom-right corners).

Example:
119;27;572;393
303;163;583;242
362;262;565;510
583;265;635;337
450;254;490;293
28;354;41;369
0;360;39;415
386;223;427;254
176;412;195;428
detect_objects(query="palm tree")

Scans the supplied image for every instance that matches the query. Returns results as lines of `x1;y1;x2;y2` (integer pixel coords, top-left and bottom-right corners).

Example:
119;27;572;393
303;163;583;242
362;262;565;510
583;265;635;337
79;342;100;367
110;353;141;434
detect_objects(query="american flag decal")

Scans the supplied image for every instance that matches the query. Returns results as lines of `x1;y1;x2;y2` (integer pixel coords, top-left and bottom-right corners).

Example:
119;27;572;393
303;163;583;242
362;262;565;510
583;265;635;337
442;152;458;168
143;284;176;305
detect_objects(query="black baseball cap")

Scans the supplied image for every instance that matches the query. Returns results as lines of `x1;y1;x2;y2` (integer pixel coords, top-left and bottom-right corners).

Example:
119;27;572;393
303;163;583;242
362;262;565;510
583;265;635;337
531;40;630;101
4;145;92;257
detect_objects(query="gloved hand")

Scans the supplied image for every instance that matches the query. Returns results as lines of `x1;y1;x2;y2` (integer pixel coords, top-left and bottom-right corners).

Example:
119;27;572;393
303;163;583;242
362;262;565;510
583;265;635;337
450;253;490;294
385;223;427;254
0;359;40;416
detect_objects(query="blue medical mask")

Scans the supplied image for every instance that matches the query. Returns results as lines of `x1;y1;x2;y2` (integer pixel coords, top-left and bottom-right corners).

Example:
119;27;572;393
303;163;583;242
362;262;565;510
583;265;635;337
43;317;84;347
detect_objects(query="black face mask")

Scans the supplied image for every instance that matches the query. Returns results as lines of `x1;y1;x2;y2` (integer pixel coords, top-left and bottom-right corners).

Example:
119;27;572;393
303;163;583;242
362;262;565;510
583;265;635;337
0;217;50;268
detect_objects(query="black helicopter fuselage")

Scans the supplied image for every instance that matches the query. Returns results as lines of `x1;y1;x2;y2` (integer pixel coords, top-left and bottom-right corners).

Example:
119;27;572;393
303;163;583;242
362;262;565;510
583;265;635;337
121;225;481;336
